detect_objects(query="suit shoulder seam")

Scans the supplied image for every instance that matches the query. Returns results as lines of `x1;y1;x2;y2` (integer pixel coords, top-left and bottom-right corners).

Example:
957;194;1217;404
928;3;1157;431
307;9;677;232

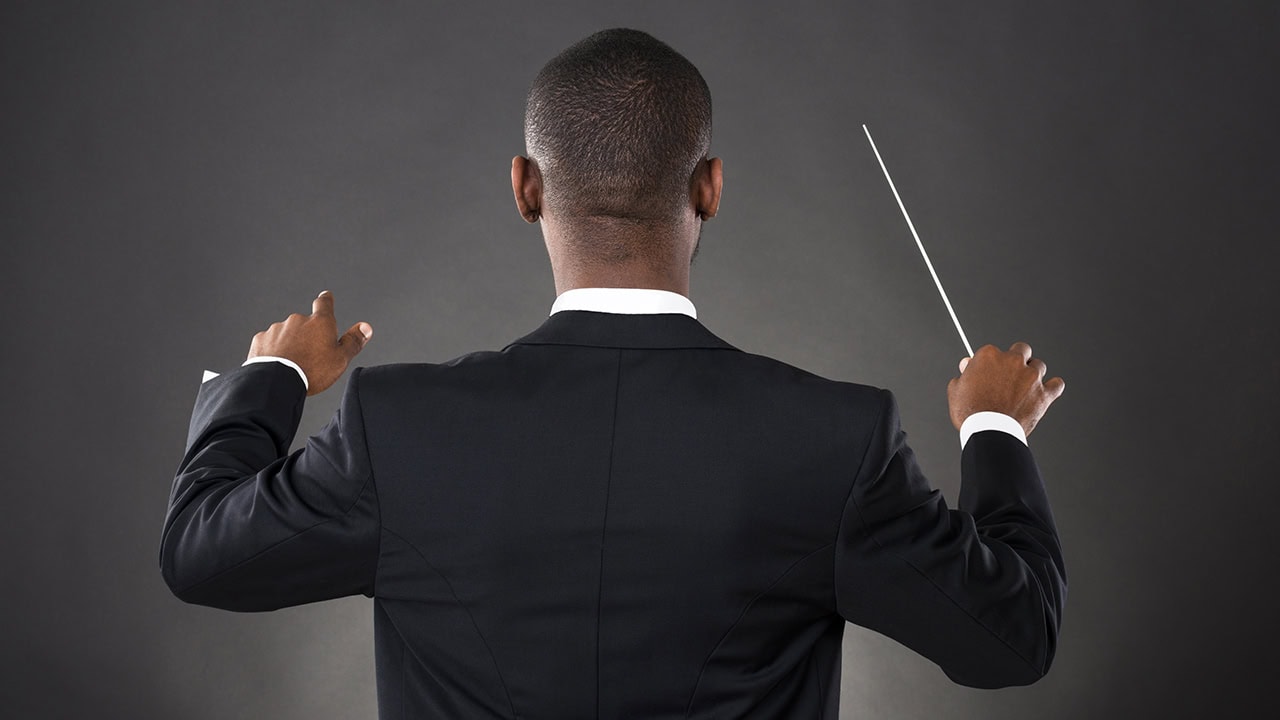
842;390;1044;675
831;388;892;614
349;367;383;598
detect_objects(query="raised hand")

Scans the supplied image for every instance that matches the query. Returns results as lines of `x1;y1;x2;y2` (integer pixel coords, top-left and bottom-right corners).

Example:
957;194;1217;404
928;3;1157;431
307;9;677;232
246;291;373;396
948;342;1065;437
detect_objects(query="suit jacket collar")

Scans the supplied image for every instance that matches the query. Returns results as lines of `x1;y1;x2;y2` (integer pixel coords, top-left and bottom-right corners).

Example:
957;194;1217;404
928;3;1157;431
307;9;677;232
505;310;739;351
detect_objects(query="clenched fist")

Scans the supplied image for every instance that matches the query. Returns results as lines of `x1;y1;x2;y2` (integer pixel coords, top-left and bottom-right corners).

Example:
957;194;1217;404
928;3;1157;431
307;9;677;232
948;342;1065;437
247;291;373;396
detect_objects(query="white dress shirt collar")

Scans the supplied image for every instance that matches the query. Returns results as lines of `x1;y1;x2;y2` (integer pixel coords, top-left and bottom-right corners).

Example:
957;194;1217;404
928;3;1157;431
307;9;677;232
550;287;697;319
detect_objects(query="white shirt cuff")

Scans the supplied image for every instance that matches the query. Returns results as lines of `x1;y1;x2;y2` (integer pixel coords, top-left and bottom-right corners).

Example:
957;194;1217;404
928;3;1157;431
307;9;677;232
200;357;309;391
959;411;1027;449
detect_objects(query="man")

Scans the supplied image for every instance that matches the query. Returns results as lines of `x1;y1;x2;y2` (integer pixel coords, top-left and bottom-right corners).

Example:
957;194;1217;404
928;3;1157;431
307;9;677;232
161;28;1066;719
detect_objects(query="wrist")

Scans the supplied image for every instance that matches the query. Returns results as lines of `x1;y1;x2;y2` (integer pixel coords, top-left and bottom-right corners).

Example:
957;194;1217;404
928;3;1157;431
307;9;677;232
959;411;1027;449
242;356;310;391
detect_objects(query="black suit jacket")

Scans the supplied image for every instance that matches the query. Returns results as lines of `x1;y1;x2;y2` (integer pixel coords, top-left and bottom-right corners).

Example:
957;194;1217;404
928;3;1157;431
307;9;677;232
161;310;1066;719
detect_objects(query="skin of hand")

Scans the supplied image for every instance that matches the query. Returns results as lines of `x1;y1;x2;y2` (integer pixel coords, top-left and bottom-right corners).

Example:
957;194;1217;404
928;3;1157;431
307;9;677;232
948;342;1065;437
246;291;373;396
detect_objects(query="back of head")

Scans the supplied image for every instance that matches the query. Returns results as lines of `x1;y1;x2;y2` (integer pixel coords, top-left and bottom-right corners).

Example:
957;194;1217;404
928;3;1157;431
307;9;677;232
524;29;712;227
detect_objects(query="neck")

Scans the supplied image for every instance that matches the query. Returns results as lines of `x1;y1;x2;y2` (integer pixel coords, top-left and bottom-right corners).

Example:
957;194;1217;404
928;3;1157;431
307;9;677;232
542;213;695;297
551;259;690;296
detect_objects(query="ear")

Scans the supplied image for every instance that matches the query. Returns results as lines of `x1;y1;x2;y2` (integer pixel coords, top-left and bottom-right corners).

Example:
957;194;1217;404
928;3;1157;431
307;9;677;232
692;157;723;221
511;156;542;223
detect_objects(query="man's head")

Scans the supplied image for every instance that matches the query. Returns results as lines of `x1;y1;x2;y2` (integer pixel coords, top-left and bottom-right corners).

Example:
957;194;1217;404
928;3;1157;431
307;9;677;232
524;28;712;222
512;29;722;291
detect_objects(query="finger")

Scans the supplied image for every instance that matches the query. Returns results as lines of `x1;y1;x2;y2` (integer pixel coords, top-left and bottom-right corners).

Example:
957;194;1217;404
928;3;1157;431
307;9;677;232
312;290;335;317
338;321;373;360
958;356;970;373
1009;341;1033;362
1044;376;1065;400
1029;357;1047;379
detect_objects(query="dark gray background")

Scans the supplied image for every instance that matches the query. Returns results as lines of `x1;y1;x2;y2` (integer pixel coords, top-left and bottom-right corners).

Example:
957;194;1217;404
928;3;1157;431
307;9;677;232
3;1;1276;717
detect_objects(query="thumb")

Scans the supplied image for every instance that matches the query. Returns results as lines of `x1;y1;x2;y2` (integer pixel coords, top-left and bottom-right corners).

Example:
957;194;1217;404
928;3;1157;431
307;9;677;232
339;321;373;360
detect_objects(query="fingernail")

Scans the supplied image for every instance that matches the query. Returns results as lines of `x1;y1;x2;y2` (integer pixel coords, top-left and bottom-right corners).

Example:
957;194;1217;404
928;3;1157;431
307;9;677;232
360;323;373;340
319;290;330;297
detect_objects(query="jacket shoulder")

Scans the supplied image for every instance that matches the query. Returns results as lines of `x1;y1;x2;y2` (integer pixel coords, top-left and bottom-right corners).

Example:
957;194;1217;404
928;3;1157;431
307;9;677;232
354;349;508;380
729;348;888;408
350;346;889;415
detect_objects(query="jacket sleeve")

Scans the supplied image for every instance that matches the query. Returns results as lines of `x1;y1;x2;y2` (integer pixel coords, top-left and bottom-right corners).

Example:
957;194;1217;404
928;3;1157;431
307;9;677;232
834;389;1066;688
159;362;380;611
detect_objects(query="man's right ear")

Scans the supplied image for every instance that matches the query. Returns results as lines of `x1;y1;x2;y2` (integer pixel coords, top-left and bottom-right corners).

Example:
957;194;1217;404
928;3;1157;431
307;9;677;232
511;156;542;223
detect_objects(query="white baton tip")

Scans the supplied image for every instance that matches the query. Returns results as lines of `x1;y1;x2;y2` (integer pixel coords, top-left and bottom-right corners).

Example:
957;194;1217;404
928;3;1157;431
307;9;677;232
863;124;975;358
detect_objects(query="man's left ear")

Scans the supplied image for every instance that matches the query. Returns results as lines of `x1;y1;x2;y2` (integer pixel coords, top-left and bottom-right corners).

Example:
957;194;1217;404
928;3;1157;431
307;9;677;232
693;157;723;221
696;157;727;220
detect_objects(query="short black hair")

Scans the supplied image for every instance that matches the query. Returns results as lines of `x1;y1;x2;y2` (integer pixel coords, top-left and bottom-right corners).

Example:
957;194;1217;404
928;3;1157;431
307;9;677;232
524;29;712;224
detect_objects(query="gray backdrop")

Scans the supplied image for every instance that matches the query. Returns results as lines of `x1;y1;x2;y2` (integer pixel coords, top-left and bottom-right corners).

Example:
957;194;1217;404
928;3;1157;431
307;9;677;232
3;1;1277;718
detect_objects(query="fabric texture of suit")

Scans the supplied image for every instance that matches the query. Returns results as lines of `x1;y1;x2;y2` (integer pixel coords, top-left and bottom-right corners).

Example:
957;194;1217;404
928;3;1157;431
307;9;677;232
160;310;1066;719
